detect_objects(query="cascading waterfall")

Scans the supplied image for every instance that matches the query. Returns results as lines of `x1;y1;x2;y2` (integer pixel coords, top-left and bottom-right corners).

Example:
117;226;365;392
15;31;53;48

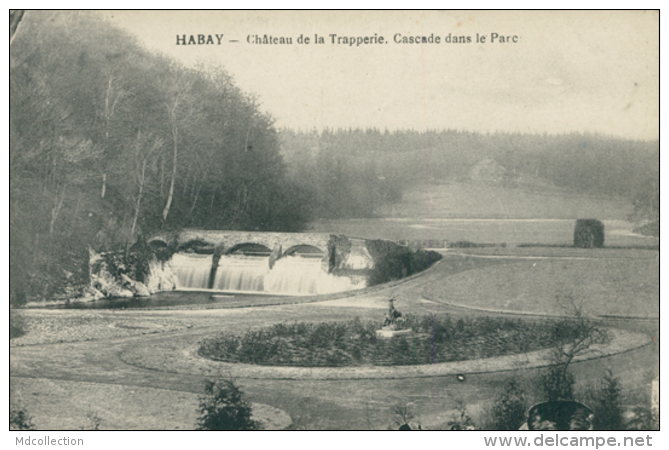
212;255;270;292
171;253;213;290
170;252;364;295
264;256;360;295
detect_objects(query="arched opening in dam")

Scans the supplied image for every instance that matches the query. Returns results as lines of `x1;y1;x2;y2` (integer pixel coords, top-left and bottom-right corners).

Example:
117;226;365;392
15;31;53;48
171;238;364;296
225;243;272;256
283;245;325;258
49;230;443;309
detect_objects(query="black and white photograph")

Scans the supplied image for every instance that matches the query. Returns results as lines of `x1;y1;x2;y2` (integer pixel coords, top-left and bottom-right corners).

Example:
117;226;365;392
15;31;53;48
9;9;660;438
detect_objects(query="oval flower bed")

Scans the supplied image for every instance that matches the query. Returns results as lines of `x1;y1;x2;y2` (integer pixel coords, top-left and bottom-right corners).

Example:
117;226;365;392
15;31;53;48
198;316;599;368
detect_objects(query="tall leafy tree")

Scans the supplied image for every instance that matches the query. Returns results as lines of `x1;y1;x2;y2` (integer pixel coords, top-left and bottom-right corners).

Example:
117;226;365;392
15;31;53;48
10;11;310;302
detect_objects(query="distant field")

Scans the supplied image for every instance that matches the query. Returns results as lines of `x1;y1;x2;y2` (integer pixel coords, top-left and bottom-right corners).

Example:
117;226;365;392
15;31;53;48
310;182;653;247
310;218;656;248
378;182;632;220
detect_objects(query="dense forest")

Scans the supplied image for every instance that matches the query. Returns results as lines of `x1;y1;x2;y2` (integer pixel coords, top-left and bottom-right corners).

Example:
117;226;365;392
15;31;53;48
10;11;658;304
279;128;658;220
10;11;310;303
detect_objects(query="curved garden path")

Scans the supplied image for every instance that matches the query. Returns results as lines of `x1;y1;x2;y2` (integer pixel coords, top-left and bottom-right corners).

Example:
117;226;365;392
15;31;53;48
10;250;659;430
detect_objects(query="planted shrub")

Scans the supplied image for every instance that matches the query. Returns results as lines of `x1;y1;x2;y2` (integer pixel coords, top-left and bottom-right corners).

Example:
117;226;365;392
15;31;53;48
199;316;588;368
196;379;261;430
541;305;608;403
574;219;605;248
540;365;575;402
447;399;476;430
10;407;35;430
590;370;624;430
626;404;659;431
485;379;528;430
392;402;416;429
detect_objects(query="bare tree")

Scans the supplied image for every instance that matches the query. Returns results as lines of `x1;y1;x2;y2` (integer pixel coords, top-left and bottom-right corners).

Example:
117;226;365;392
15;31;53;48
161;70;198;222
46;137;101;235
126;132;163;253
555;295;608;377
392;401;416;428
98;63;127;199
541;294;610;401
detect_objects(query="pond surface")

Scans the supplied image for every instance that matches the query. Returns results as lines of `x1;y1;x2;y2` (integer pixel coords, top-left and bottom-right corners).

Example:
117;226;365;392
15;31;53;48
48;290;283;310
310;218;656;248
47;217;656;311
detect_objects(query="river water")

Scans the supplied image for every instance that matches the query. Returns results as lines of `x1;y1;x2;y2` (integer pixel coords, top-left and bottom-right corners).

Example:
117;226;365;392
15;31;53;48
55;217;656;310
309;218;656;248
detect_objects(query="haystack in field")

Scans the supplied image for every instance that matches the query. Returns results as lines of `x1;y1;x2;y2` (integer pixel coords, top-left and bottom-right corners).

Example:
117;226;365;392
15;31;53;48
573;219;605;248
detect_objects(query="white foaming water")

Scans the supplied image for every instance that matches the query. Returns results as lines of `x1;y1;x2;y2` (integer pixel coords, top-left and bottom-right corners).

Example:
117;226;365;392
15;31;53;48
264;256;364;295
171;252;364;295
171;253;213;290
212;255;270;292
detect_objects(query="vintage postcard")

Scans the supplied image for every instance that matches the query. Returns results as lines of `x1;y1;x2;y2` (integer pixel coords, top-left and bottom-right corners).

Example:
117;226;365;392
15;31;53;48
9;9;659;440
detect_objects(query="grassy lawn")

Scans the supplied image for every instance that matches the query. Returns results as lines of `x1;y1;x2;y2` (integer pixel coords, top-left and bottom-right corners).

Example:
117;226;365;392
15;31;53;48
9;309;211;346
426;257;659;318
450;247;659;259
10;377;290;430
10;247;658;430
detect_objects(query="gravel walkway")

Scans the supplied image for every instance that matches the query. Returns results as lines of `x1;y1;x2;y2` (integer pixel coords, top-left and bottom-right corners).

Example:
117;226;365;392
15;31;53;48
118;328;651;380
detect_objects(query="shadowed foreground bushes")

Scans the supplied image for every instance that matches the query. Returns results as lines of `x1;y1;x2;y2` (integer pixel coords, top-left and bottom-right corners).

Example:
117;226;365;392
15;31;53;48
474;371;658;430
196;379;261;430
199;316;593;368
479;379;529;430
10;407;35;430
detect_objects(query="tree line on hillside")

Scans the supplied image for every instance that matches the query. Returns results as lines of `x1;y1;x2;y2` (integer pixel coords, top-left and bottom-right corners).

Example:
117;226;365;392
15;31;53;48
279;128;658;220
10;11;310;304
9;11;658;305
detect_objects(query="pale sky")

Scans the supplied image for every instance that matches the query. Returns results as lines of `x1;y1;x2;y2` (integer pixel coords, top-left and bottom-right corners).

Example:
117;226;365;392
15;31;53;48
101;10;659;140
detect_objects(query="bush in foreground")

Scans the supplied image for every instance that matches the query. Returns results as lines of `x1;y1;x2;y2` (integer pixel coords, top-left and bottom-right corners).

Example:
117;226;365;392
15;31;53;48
588;370;625;430
196;379;261;430
10;407;35;430
447;399;476;430
626;404;659;431
199;316;594;368
481;379;528;430
541;365;576;402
